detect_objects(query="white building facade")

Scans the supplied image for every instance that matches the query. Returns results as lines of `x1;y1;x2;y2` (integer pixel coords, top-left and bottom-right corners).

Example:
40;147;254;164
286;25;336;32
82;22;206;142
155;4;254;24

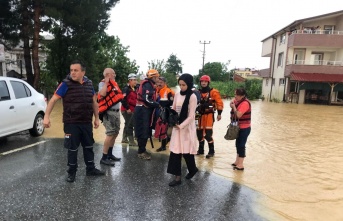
261;10;343;104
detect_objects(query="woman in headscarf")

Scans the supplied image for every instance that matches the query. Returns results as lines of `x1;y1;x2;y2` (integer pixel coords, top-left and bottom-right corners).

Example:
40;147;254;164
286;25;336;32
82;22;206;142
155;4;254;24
167;73;198;187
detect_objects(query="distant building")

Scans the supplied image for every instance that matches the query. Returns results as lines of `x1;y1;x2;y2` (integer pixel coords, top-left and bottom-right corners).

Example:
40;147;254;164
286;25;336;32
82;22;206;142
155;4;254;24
233;68;262;81
261;10;343;104
0;35;51;78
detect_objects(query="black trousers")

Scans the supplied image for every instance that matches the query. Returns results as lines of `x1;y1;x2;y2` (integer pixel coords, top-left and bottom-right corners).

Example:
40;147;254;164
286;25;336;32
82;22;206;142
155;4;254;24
167;152;197;176
63;123;95;173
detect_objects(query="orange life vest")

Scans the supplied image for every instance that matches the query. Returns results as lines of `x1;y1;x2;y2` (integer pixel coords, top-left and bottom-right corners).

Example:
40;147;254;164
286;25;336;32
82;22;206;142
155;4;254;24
97;79;123;113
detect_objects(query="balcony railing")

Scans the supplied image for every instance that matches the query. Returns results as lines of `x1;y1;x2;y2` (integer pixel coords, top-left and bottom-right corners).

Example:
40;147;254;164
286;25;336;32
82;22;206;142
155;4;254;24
290;30;343;35
287;60;343;66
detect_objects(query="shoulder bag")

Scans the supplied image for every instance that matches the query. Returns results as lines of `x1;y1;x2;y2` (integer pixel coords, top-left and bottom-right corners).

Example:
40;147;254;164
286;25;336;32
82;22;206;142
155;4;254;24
224;114;240;140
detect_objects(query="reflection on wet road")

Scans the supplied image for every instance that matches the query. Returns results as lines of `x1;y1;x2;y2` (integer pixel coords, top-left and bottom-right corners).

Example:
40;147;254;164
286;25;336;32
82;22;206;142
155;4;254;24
42;100;343;220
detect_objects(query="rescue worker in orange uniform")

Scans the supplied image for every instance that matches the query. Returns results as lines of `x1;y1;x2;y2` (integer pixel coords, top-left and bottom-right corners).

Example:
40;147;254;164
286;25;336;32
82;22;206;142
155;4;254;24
154;77;175;152
196;75;224;158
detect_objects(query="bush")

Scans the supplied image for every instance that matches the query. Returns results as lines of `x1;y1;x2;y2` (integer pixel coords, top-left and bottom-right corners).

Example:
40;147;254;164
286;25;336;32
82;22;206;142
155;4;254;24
210;79;262;100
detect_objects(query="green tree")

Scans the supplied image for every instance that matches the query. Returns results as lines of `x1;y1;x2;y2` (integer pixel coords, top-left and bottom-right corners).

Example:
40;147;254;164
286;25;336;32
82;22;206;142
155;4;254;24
165;53;182;75
245;78;262;100
148;59;166;75
0;0;21;47
44;0;120;86
202;62;223;81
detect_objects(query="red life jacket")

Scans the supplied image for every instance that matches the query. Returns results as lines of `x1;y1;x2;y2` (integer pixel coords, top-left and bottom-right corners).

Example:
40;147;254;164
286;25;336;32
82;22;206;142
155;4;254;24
97;79;123;113
230;98;251;124
136;79;156;106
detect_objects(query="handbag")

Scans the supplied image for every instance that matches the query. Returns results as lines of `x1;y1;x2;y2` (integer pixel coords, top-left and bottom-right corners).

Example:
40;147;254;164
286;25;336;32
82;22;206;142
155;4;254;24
224;114;240;140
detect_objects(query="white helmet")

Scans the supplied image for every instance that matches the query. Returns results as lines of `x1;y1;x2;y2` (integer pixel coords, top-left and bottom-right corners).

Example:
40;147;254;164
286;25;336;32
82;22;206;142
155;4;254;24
128;73;137;80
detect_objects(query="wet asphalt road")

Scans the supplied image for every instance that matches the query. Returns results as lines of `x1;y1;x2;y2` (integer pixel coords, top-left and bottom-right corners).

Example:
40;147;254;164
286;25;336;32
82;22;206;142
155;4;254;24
0;137;265;221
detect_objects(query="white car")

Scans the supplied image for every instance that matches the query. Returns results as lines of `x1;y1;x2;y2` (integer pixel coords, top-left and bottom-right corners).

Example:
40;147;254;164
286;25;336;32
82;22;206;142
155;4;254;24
0;76;47;138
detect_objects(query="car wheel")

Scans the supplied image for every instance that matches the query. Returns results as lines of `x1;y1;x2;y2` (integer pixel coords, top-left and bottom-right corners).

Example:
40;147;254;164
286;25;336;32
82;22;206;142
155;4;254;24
29;113;45;137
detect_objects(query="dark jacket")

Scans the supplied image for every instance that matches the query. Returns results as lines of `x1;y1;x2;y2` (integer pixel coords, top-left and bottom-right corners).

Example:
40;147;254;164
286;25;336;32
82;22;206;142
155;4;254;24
62;76;94;124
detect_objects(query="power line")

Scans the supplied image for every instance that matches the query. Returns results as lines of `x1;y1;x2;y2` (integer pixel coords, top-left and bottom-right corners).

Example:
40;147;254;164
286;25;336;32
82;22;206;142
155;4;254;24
199;40;211;74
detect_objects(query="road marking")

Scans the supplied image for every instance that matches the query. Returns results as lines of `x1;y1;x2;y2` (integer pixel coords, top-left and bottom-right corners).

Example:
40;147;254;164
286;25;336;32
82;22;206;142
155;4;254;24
0;140;47;156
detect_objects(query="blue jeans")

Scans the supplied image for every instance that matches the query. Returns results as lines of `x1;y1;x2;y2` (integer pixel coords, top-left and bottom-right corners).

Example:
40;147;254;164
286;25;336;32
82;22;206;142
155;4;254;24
235;127;251;157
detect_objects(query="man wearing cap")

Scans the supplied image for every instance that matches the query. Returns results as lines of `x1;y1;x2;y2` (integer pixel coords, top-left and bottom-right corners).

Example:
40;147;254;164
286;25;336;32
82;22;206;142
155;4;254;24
134;69;160;160
98;68;123;166
121;73;138;146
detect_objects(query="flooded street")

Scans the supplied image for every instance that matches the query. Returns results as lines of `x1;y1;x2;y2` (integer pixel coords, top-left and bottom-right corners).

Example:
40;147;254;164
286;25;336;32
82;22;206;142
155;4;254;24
44;99;343;221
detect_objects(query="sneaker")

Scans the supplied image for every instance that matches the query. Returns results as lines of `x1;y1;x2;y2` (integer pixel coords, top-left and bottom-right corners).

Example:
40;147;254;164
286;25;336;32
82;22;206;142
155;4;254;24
100;158;115;166
66;173;76;182
108;155;121;161
137;152;151;160
86;168;105;176
121;140;129;144
205;153;214;159
156;146;166;152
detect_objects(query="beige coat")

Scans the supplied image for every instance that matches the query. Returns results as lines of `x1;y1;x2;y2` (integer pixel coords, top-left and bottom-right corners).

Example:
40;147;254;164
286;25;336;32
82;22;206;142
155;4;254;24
169;92;198;154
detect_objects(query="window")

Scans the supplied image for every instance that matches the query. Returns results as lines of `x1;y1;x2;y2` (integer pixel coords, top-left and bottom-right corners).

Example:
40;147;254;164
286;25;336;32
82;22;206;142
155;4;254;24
280;33;286;44
277;52;284;67
311;52;323;65
279;78;285;85
324;25;334;34
10;81;31;99
265;79;269;86
0;81;11;101
294;49;305;64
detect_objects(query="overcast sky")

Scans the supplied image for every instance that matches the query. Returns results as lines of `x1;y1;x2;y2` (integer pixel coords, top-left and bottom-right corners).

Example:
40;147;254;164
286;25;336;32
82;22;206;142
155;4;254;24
106;0;340;75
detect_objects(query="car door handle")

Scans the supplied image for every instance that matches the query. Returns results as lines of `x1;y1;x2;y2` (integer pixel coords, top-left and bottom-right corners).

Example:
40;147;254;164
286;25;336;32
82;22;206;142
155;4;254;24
31;102;35;105
9;105;14;109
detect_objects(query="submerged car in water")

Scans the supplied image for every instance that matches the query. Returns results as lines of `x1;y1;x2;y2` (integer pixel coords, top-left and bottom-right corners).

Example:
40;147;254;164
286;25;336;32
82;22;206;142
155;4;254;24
0;77;47;138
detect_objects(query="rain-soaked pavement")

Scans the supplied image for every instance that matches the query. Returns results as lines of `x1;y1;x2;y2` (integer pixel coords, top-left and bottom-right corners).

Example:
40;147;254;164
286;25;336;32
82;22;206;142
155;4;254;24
0;137;265;221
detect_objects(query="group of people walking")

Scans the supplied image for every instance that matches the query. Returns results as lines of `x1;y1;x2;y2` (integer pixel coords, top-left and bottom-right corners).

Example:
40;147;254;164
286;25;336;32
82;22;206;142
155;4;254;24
43;60;251;186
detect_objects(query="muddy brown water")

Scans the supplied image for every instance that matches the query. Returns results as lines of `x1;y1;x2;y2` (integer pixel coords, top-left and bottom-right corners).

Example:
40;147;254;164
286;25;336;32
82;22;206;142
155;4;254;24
44;99;343;221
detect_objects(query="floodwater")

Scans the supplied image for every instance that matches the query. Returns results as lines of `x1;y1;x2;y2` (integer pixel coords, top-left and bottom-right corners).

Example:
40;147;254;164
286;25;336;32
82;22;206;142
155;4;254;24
44;99;343;221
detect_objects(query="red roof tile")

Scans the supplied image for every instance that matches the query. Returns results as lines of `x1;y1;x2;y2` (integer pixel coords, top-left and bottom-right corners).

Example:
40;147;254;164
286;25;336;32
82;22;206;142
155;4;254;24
290;73;343;83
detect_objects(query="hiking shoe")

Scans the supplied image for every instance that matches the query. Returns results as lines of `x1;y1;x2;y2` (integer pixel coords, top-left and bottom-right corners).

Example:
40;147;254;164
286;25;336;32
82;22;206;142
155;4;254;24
108;155;121;161
156;146;166;152
86;168;105;176
138;152;151;160
206;153;214;159
100;158;115;166
66;173;76;182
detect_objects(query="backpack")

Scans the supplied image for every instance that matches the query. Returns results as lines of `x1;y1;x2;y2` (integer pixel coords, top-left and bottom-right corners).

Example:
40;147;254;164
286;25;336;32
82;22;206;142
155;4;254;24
159;107;179;126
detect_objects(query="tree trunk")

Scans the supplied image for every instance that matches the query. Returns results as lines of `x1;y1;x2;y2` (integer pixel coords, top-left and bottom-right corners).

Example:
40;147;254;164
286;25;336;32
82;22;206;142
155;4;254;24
21;0;34;86
32;0;41;89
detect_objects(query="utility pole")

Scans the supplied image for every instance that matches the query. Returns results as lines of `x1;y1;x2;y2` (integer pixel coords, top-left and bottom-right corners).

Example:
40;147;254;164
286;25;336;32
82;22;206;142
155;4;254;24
199;40;211;74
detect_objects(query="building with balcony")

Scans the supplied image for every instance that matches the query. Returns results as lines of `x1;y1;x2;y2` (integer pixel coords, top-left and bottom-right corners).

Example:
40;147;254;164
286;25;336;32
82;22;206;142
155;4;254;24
261;10;343;105
0;35;52;79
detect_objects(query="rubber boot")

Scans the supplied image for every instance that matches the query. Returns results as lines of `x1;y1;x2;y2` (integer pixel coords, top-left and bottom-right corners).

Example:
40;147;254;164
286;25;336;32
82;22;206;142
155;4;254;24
128;135;137;146
121;132;128;143
206;143;215;159
197;141;205;155
156;139;167;152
